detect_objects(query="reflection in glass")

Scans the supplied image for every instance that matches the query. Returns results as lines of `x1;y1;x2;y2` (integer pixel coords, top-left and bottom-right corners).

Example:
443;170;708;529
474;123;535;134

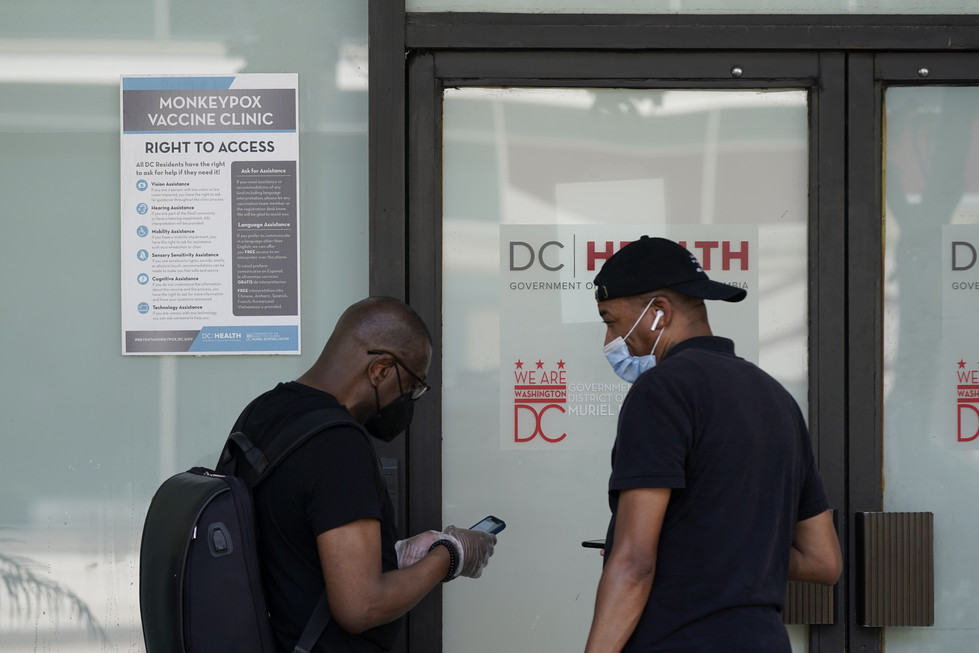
883;86;979;651
0;2;369;651
442;87;809;652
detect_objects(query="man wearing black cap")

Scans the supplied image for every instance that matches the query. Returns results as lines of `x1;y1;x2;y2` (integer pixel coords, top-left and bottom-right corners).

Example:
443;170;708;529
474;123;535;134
584;237;841;653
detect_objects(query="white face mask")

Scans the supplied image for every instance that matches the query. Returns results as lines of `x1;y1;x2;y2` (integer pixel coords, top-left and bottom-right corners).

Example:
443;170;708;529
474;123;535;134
602;296;665;383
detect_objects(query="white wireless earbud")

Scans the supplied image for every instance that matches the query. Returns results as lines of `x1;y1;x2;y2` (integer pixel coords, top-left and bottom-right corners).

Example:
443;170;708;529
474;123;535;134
650;310;665;331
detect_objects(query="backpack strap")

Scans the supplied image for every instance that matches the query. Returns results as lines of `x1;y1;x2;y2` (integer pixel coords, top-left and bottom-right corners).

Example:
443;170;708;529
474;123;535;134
218;404;365;651
218;406;367;486
216;395;263;477
254;407;367;484
256;412;351;652
225;431;270;478
293;593;331;653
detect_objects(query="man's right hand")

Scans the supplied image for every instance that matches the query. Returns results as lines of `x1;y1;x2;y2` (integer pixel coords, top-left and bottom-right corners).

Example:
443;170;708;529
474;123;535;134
440;525;497;578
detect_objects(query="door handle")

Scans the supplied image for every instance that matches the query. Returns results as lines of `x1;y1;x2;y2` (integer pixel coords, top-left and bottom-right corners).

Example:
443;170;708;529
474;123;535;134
855;511;934;627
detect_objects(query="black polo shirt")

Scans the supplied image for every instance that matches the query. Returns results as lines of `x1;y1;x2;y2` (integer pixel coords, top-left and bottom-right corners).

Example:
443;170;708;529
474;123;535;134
605;336;829;652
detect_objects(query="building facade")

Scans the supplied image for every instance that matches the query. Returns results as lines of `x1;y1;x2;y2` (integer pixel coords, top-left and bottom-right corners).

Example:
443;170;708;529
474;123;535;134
3;2;978;652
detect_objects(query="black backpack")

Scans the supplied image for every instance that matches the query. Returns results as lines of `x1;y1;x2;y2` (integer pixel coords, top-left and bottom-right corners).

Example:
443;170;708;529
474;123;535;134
139;406;361;653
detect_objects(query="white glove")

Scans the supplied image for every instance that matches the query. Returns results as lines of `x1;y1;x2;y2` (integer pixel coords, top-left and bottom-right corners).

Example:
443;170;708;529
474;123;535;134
395;530;441;568
438;525;497;579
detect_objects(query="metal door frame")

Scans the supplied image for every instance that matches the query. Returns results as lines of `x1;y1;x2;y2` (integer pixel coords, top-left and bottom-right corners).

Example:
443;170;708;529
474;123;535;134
368;5;979;651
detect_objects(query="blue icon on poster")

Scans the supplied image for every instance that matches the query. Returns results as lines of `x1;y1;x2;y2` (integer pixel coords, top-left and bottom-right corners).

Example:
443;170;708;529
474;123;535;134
136;179;148;191
137;203;148;215
137;273;150;285
137;302;150;314
137;249;149;261
137;225;149;237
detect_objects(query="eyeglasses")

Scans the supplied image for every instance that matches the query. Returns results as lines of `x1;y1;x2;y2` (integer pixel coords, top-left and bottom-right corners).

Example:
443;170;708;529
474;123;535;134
366;349;431;400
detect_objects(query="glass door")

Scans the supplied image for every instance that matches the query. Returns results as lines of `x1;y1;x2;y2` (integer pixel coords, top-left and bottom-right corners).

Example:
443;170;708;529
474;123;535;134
882;80;979;650
439;84;815;652
390;36;979;653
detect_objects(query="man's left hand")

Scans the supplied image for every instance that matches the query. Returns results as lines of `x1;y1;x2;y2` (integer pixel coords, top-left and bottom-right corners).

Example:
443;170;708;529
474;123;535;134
395;530;441;568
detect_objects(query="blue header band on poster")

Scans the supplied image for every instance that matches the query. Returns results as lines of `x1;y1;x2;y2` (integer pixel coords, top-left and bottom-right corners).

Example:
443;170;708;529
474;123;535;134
189;325;299;352
122;77;236;91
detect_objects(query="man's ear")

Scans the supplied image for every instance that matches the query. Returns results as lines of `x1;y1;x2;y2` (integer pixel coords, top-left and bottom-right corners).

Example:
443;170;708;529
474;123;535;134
650;308;665;331
646;297;668;331
367;355;394;387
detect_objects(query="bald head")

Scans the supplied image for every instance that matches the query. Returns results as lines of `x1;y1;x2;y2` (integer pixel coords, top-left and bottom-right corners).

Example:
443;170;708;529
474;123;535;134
297;297;433;411
326;296;432;368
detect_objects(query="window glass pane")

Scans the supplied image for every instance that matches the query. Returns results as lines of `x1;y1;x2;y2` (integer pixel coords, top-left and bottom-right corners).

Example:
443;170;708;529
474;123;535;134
0;2;368;650
410;0;979;15
442;86;809;652
883;86;979;651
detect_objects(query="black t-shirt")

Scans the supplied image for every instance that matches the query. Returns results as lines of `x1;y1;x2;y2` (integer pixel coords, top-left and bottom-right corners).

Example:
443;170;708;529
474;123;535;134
605;337;829;652
235;382;400;653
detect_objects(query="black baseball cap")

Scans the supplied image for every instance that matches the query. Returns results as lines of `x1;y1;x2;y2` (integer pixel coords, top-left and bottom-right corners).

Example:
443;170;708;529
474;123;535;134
593;236;747;303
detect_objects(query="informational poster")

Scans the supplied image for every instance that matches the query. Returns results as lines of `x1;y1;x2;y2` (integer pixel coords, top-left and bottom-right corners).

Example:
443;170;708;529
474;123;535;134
943;225;979;448
120;74;300;355
500;225;759;451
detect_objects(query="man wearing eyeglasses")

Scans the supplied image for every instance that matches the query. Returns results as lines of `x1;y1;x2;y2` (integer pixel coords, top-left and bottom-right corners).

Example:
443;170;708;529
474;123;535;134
231;296;496;652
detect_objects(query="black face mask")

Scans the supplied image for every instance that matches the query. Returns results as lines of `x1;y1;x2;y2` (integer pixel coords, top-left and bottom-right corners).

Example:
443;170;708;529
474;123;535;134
364;379;415;442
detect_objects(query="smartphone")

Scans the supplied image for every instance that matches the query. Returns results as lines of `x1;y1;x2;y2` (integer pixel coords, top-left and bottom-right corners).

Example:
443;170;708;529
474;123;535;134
470;515;506;534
